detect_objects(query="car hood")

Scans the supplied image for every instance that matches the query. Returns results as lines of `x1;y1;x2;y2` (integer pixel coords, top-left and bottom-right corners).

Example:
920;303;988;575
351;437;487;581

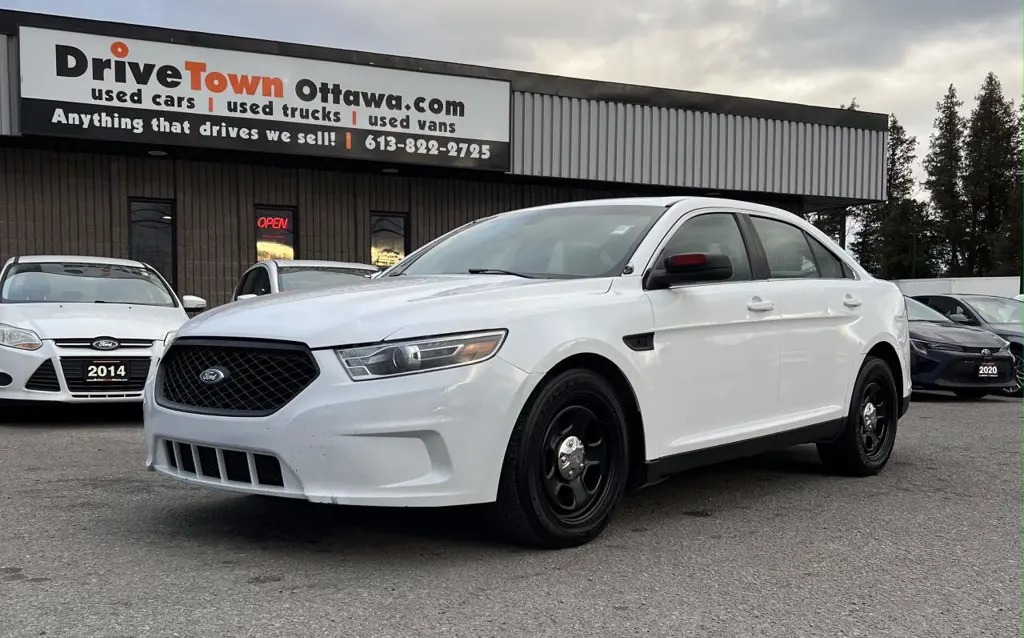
181;275;614;347
909;321;1008;348
0;302;188;340
986;323;1023;339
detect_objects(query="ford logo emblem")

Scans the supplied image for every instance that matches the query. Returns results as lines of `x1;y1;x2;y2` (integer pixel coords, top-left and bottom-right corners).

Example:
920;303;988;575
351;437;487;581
91;338;119;351
199;367;227;385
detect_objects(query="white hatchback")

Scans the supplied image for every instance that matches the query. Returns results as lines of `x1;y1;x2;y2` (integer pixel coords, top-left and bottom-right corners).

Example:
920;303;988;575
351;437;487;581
144;197;912;548
0;255;206;404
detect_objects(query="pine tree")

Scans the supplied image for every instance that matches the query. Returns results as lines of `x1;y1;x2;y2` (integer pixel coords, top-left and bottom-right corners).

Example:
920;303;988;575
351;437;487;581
923;84;967;275
962;73;1021;275
850;115;935;277
804;99;860;245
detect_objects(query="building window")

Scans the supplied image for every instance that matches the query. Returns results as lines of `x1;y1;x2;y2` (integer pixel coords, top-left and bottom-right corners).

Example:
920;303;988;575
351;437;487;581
256;207;296;262
129;199;176;290
370;213;409;268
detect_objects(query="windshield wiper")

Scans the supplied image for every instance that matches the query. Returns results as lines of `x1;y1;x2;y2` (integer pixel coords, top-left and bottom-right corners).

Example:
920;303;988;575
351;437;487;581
467;268;538;279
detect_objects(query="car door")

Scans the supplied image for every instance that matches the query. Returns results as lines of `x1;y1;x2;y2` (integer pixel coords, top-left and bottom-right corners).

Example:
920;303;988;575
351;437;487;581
743;214;842;423
801;230;868;415
643;210;782;455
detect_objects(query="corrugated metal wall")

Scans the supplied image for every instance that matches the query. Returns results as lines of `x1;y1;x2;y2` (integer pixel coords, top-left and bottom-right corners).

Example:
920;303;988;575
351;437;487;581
512;92;887;202
0;148;681;307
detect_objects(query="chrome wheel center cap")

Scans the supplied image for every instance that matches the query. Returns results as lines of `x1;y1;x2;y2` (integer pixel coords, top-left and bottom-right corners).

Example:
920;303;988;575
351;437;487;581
862;402;877;430
557;435;586;480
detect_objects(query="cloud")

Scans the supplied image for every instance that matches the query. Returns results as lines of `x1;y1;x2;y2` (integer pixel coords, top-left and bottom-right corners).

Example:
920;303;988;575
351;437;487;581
2;0;1021;193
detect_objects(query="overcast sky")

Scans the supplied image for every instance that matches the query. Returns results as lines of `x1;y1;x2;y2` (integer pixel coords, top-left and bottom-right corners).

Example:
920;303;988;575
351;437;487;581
4;0;1021;196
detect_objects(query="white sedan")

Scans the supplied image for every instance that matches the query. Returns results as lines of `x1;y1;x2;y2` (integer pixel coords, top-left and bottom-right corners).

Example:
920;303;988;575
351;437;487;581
0;255;205;403
144;196;911;548
231;260;378;302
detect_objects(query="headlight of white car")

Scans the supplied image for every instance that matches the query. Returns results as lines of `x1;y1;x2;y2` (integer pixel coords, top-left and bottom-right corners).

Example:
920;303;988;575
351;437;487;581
164;330;178;347
0;323;43;351
336;330;507;381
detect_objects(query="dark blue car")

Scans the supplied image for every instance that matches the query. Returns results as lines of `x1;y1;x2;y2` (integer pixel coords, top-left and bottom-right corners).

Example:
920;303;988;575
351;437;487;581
905;297;1015;399
912;293;1024;397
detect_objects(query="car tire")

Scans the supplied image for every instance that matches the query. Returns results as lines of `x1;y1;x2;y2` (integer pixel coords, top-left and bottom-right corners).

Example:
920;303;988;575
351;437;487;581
953;389;989;400
817;355;899;477
487;368;630;549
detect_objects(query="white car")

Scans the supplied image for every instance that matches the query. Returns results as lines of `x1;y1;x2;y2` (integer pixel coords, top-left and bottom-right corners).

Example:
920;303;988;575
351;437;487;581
231;260;379;302
144;197;912;548
0;255;206;404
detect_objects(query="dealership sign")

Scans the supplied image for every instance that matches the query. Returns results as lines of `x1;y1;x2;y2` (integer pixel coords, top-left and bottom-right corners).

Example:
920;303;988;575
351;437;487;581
17;27;512;171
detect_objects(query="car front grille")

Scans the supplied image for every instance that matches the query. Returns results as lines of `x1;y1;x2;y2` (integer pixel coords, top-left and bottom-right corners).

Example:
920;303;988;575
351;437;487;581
156;338;320;416
25;359;60;392
53;338;155;349
59;357;151;393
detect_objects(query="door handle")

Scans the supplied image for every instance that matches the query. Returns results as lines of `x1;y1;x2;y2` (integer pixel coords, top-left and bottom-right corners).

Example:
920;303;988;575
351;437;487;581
843;294;862;308
747;297;775;312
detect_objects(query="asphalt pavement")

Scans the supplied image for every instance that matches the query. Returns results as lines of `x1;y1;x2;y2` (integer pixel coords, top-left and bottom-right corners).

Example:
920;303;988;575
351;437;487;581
0;394;1020;638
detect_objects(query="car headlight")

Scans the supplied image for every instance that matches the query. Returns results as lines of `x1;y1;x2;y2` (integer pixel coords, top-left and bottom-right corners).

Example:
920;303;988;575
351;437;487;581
910;339;964;355
336;330;507;381
164;330;178;347
0;323;43;351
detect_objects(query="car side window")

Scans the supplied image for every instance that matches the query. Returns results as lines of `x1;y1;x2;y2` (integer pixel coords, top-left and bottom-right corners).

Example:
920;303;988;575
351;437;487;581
234;271;254;299
251;268;272;296
804;233;847;279
749;216;819;279
656;213;752;282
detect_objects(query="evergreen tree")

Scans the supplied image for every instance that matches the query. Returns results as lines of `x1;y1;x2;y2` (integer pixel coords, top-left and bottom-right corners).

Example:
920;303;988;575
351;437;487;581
922;84;967;274
962;73;1021;275
804;99;860;245
850;115;936;277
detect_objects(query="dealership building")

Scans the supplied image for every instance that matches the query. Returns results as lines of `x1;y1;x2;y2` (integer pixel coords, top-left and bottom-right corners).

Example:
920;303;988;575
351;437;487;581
0;10;888;305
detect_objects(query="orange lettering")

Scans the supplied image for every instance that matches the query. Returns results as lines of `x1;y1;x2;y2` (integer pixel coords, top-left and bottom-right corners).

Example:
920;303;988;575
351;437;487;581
262;76;284;98
229;73;262;95
184;60;206;90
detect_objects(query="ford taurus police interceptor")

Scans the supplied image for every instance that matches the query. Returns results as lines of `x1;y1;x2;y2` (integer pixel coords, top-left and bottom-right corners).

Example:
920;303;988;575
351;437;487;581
0;255;205;404
143;197;912;548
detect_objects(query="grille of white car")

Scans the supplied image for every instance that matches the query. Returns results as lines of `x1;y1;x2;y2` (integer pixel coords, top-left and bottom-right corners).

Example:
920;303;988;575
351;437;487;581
156;338;320;416
162;439;286;488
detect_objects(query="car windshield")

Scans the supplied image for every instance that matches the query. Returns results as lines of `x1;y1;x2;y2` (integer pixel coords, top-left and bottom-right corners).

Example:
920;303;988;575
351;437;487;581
963;295;1023;324
389;204;669;279
905;297;953;323
0;262;176;306
278;267;373;291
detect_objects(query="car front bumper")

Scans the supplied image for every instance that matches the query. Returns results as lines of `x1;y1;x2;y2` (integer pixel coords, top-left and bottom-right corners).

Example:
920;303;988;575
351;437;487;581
0;340;165;403
143;350;537;507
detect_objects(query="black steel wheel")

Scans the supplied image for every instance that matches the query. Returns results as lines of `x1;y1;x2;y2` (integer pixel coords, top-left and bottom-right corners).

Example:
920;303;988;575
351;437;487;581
488;368;630;549
997;349;1023;398
817;355;900;476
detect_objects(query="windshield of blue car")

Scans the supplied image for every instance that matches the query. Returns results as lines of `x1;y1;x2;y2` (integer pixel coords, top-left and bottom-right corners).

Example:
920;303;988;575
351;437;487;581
389;204;668;278
905;297;954;323
278;267;374;291
0;262;176;306
962;295;1023;324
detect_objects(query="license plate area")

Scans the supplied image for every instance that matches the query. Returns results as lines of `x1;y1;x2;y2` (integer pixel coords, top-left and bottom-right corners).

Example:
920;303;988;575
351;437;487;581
977;362;1000;378
85;359;129;383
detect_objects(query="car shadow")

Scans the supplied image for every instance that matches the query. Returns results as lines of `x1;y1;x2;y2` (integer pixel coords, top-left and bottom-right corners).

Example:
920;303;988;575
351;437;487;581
911;391;1017;403
0;401;142;426
138;444;842;557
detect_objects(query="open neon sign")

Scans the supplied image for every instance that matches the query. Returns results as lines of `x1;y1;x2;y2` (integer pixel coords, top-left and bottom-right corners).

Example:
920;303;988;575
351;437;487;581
257;216;290;230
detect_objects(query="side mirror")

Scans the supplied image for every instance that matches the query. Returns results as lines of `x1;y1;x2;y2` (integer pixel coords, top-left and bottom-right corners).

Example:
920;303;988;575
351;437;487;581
181;295;207;311
651;253;733;288
235;294;257;301
949;313;971;324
